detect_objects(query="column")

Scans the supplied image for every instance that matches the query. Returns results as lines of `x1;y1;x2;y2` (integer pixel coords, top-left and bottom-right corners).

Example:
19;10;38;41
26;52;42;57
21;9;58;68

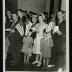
18;0;22;9
53;0;59;12
61;0;66;11
45;0;51;12
18;0;45;13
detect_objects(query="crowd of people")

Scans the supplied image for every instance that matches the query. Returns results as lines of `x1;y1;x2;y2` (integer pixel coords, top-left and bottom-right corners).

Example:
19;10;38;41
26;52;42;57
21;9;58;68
5;9;66;71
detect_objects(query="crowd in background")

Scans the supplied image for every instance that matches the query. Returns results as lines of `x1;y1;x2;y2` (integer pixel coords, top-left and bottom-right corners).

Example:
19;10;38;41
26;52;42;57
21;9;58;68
5;9;66;71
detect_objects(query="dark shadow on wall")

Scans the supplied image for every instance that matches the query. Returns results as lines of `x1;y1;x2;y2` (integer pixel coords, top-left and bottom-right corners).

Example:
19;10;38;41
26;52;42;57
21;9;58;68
5;0;18;11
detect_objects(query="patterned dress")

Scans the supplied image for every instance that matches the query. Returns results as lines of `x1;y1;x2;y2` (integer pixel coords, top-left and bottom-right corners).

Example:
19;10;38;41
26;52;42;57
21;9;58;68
21;36;33;54
21;21;33;54
40;21;55;57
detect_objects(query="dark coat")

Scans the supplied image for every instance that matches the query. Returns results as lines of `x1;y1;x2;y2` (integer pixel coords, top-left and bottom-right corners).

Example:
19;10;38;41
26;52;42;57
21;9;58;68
5;16;13;29
53;20;66;54
8;20;25;64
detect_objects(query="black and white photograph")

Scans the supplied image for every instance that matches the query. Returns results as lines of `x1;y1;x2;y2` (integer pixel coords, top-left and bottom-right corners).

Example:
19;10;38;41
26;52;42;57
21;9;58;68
3;0;69;72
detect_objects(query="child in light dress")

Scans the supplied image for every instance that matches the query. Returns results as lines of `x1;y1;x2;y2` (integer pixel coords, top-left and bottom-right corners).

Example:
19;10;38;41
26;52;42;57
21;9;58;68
21;32;33;64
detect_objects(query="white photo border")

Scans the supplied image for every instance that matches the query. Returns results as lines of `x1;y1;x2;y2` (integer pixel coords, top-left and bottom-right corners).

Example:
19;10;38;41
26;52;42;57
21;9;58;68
3;0;69;72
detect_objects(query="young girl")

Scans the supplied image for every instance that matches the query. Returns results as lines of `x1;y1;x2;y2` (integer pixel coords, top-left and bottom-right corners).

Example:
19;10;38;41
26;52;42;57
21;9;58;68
21;32;33;64
40;29;54;70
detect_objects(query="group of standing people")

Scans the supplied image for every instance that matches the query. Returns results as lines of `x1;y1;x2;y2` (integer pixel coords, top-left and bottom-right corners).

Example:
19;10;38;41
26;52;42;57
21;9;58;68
5;9;66;70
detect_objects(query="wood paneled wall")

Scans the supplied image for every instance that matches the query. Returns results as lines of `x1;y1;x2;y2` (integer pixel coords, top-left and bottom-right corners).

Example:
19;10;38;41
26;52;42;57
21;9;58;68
18;0;46;13
5;0;66;13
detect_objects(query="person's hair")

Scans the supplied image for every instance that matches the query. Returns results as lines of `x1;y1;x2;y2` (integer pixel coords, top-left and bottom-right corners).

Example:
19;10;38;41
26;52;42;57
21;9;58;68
33;12;37;16
12;11;18;15
22;10;26;16
24;10;28;14
29;11;34;14
48;11;57;22
22;10;25;13
6;10;12;17
38;13;47;23
57;10;65;14
7;10;12;13
43;12;48;17
17;9;23;13
12;11;19;20
43;12;49;23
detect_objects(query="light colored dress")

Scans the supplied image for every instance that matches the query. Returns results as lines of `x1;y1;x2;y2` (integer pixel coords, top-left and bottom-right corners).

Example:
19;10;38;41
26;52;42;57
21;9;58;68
32;22;48;55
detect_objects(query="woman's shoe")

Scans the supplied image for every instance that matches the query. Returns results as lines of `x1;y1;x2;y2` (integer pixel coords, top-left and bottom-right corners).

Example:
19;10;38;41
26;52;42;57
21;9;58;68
24;59;26;64
42;66;46;71
27;61;29;64
36;62;41;67
45;65;49;71
32;60;39;64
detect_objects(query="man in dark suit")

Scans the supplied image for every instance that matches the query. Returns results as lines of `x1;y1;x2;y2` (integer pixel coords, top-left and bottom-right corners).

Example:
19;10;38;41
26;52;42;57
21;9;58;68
56;10;66;70
8;12;24;65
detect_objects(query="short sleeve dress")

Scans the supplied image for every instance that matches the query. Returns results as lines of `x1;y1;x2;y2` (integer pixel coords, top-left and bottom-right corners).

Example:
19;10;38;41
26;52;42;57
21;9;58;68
40;22;54;58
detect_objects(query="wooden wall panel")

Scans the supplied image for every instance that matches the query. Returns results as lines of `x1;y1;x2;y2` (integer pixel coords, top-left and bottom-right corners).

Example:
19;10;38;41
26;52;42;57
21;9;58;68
18;0;46;13
45;0;51;12
61;0;66;11
53;0;59;12
6;0;66;13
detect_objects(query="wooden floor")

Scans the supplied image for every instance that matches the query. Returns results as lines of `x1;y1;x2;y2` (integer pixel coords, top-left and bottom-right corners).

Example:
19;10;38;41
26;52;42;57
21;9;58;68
5;36;66;71
6;53;59;71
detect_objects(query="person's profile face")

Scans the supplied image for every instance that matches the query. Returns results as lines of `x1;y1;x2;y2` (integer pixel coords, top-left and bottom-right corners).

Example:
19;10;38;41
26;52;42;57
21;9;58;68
12;14;18;21
17;11;23;17
7;11;11;17
39;16;43;23
22;12;26;16
57;12;64;20
32;15;37;24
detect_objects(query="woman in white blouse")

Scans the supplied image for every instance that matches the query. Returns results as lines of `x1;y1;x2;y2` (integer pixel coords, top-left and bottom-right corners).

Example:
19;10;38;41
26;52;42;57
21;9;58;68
31;13;48;66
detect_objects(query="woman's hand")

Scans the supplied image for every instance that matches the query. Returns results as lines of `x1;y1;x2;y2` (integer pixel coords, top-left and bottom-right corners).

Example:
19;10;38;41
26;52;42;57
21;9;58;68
10;29;15;33
31;27;36;31
57;30;62;35
52;31;56;34
31;27;39;33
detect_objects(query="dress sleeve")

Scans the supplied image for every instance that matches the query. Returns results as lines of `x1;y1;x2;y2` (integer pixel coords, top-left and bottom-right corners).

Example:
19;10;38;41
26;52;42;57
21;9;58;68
30;37;33;44
31;24;39;32
46;22;55;33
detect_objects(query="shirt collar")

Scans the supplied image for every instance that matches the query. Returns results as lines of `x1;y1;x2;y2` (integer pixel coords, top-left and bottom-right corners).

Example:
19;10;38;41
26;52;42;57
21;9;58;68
59;18;63;23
